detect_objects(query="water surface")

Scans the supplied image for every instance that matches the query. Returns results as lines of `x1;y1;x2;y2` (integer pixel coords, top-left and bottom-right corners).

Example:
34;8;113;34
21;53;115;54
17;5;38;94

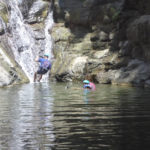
0;82;150;150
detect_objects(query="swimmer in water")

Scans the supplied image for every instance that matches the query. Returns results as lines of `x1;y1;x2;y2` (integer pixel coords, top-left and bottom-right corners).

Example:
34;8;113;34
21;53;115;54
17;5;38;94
83;80;96;90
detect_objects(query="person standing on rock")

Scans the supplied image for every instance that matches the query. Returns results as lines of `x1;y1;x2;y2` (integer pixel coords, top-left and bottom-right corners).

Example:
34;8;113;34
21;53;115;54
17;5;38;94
34;54;51;82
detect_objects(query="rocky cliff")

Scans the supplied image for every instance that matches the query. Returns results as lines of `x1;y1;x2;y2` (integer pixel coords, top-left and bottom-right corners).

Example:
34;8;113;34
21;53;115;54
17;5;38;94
0;0;150;88
51;0;150;87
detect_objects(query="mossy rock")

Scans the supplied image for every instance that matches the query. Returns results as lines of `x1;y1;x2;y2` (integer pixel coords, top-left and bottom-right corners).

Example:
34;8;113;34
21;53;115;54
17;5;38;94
0;2;8;23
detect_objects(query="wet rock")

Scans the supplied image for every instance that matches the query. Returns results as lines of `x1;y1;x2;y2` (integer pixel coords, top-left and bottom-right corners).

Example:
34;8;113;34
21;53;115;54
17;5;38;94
92;41;108;50
99;31;109;42
0;65;12;86
93;49;109;59
69;56;88;79
97;59;150;86
18;0;35;18
0;46;29;87
0;17;5;35
52;23;72;42
34;29;45;40
27;0;50;24
109;32;115;40
118;41;131;57
51;54;88;81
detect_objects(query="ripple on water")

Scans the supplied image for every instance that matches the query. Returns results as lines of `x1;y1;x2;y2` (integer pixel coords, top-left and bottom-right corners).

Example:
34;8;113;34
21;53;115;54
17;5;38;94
0;83;150;149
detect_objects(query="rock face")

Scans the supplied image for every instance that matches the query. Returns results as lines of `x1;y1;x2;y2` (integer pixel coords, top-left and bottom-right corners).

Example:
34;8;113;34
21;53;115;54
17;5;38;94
0;0;53;87
0;0;28;87
0;47;28;87
127;15;150;60
0;0;150;88
51;0;150;87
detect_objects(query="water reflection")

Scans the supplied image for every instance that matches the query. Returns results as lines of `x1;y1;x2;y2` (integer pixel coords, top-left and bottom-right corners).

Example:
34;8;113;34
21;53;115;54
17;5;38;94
0;83;55;150
0;83;150;150
83;89;91;104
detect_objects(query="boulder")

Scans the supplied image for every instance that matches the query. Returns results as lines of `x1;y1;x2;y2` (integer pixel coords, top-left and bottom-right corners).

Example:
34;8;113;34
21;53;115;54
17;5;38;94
97;59;150;86
127;15;150;61
27;0;50;24
51;54;88;81
0;46;28;87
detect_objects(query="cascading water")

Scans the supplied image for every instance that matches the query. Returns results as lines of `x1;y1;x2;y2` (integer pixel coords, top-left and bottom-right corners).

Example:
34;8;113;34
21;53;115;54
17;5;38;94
8;0;36;82
8;0;54;82
44;11;54;60
41;11;54;82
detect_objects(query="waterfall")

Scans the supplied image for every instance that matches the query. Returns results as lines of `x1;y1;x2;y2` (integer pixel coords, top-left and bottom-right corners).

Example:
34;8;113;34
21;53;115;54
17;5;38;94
44;11;54;60
42;11;54;82
8;0;54;82
8;0;36;82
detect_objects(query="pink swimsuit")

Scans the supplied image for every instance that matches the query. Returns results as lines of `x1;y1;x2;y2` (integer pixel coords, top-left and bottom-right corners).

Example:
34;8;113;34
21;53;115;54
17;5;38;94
89;82;96;90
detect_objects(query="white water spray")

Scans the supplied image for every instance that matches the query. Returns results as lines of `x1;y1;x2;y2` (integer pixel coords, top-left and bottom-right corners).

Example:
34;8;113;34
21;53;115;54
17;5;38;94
8;0;36;82
41;11;54;82
44;11;54;60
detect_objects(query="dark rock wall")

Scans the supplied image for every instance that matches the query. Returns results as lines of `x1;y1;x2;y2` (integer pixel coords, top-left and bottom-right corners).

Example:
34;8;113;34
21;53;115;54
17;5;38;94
51;0;150;87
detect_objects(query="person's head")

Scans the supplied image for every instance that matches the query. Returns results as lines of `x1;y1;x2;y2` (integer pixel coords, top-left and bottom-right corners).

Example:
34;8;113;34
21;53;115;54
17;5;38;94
83;80;90;84
83;80;92;89
44;54;49;59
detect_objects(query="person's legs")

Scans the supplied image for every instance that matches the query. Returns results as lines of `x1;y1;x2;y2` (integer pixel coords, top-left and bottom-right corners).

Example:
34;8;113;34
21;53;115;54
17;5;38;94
34;67;42;82
38;74;43;82
34;72;37;82
34;68;48;82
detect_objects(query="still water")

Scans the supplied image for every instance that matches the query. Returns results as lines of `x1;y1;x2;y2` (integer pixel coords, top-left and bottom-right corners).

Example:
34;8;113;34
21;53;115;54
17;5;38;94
0;82;150;150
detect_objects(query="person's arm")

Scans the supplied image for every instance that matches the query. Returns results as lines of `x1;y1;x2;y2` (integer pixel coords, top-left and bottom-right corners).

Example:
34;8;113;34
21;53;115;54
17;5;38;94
35;56;39;62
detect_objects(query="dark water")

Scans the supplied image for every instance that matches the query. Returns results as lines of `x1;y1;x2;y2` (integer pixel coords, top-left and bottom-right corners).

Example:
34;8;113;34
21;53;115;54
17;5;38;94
0;82;150;150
